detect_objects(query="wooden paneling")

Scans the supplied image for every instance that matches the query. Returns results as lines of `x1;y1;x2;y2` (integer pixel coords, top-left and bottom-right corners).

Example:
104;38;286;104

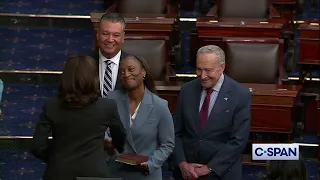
155;81;301;135
298;21;320;65
189;18;285;66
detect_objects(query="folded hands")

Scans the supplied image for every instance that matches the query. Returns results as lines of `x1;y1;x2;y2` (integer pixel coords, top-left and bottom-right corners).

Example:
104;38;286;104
179;161;212;180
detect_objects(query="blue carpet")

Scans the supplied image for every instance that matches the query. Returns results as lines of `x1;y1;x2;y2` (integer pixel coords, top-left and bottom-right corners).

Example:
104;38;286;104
287;66;320;78
293;133;319;144
0;0;105;15
295;0;320;20
0;151;318;180
0;27;95;71
180;10;200;18
0;84;58;136
0;151;45;180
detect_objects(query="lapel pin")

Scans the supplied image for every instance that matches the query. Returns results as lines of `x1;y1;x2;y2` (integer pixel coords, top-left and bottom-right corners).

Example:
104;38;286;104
224;97;228;101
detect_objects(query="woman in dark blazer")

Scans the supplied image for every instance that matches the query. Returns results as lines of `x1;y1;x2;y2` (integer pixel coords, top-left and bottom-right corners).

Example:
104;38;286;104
31;55;126;180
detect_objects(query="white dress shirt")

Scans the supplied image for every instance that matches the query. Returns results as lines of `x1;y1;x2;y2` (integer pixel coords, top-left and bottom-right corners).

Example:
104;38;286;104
130;102;141;128
99;50;121;95
199;73;225;117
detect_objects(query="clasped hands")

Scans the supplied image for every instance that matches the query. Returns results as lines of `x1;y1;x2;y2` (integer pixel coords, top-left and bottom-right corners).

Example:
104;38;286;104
104;138;148;169
179;161;212;180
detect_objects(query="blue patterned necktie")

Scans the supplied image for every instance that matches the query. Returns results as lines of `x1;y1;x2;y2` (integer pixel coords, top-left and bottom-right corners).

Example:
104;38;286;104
103;60;112;97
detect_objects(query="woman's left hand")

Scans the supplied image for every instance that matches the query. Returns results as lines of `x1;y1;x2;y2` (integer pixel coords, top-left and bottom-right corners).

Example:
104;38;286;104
138;161;150;175
138;161;148;169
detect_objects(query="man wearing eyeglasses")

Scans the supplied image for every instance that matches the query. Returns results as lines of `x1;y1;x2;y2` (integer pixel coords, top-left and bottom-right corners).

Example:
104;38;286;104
172;45;251;180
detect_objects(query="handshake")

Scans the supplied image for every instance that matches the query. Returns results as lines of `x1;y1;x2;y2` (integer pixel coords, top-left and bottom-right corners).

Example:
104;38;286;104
104;137;116;156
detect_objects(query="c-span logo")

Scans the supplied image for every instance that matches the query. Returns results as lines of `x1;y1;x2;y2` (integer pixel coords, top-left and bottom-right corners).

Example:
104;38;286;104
252;144;299;160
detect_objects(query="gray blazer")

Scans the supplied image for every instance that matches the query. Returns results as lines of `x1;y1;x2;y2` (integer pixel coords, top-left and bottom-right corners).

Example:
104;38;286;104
108;88;175;180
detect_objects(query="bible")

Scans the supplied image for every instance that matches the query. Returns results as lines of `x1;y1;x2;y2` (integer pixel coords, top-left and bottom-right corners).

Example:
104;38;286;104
115;153;149;165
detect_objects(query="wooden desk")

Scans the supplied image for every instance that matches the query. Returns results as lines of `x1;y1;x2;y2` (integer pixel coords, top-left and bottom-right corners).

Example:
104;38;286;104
197;18;284;38
189;18;285;65
90;13;178;65
90;13;176;37
304;95;319;133
155;81;301;137
298;21;320;65
298;20;320;82
105;0;179;17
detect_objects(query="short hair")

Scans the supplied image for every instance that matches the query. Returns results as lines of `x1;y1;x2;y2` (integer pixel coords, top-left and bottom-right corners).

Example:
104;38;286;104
99;13;126;31
58;55;100;108
121;55;157;95
197;45;225;64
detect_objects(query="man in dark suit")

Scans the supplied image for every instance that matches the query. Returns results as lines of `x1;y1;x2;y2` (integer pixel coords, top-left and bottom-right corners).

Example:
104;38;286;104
95;13;129;97
172;45;251;180
94;12;130;151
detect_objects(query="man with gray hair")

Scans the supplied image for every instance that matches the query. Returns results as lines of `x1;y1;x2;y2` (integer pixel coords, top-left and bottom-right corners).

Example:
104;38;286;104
95;12;129;97
172;45;251;180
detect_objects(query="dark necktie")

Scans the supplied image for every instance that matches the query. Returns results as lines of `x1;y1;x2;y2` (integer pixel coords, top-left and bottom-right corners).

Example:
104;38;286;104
103;60;112;97
199;88;213;130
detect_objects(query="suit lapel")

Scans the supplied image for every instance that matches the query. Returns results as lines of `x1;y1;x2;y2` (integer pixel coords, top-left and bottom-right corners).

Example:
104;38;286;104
131;88;154;131
120;51;129;60
212;77;231;114
193;80;203;135
119;92;137;152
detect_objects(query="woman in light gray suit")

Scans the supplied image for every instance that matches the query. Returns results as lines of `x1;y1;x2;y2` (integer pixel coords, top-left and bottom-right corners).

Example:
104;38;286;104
107;55;175;180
